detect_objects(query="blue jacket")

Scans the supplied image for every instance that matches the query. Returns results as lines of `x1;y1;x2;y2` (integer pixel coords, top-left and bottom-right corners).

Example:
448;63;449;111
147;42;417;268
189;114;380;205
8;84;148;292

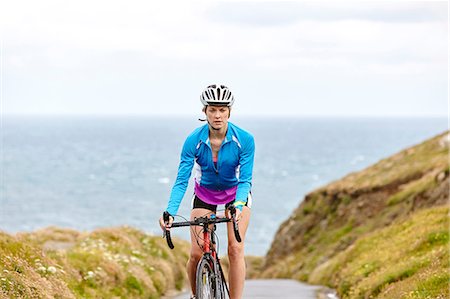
166;122;255;215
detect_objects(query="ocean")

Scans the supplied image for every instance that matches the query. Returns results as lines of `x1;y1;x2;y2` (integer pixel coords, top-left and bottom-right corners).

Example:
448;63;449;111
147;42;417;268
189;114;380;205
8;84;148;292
0;116;447;256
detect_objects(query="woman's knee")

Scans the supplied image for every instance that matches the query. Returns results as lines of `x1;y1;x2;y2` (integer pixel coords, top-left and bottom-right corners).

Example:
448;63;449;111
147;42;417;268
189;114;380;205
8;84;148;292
189;246;203;262
227;242;244;261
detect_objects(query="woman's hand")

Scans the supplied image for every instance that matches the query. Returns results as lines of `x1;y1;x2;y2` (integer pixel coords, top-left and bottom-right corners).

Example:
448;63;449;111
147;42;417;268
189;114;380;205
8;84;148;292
228;204;242;223
159;213;173;232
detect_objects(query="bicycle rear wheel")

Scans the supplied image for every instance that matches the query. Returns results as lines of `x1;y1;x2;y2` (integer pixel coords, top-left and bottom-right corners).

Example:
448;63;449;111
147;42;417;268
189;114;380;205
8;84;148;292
196;257;215;299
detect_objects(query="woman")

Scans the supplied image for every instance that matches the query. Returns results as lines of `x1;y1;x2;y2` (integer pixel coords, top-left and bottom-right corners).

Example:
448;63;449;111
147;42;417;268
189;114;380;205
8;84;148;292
159;84;255;299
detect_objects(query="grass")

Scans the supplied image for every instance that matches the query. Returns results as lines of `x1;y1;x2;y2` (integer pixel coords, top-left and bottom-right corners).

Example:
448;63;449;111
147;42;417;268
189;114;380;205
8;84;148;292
0;226;190;299
309;206;449;299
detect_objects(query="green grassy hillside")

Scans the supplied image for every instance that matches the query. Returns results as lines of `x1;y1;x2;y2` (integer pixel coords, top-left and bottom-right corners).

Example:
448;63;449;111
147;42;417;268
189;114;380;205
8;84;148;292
0;226;190;299
261;131;449;299
310;206;448;298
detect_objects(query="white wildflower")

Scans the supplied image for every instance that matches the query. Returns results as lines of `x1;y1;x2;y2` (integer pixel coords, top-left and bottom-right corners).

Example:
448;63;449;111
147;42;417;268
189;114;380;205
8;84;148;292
2;270;9;274
37;266;47;273
47;266;57;274
130;256;140;264
83;271;95;280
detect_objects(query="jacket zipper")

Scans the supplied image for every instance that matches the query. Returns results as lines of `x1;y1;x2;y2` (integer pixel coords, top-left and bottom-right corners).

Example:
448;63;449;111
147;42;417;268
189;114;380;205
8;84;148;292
213;139;229;190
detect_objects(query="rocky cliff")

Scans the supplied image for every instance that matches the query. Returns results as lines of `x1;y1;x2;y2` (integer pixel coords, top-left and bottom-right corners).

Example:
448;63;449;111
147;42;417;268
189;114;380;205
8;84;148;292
261;131;449;298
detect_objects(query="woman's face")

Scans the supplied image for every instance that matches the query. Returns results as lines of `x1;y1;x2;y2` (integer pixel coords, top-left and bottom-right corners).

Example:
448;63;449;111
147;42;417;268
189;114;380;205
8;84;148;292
205;105;230;130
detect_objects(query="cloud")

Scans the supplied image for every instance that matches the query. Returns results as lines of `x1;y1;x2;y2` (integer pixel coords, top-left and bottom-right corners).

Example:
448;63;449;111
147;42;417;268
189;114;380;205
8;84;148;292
1;0;447;116
0;0;205;50
207;1;447;27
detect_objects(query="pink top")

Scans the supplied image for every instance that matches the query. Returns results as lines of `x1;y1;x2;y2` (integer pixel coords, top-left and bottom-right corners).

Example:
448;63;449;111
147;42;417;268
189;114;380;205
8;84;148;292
194;181;237;205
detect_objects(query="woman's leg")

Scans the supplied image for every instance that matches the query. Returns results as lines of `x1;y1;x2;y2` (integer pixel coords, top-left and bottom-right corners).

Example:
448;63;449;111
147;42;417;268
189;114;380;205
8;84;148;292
226;206;251;299
187;208;214;295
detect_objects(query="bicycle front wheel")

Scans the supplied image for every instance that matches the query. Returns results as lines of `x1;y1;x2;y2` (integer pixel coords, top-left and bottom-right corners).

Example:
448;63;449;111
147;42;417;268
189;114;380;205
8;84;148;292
214;259;227;299
196;257;214;299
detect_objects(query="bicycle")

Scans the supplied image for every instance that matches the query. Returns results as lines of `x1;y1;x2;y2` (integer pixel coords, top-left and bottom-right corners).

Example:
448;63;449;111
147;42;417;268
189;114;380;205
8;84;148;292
163;205;241;299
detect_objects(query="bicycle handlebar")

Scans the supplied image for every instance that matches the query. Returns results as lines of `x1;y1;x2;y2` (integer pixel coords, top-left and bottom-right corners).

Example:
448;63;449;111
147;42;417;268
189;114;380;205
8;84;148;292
163;207;242;250
228;205;242;243
163;211;175;249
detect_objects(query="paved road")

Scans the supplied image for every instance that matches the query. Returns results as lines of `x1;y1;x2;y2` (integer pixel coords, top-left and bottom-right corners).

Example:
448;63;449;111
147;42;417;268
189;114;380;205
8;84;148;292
165;279;332;299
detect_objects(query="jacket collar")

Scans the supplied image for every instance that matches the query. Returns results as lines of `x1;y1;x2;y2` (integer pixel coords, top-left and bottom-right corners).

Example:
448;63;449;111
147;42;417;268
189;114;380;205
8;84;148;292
200;122;234;145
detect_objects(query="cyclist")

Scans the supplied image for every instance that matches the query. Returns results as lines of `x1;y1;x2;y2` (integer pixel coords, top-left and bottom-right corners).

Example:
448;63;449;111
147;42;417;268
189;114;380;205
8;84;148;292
159;84;255;299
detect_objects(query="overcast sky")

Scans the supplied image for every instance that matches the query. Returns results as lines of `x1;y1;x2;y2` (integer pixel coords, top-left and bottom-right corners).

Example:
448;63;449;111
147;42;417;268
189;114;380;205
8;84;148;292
0;0;448;117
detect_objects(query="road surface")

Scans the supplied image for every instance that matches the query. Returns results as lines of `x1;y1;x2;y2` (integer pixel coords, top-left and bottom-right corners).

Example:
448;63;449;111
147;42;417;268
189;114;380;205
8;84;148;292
164;279;337;299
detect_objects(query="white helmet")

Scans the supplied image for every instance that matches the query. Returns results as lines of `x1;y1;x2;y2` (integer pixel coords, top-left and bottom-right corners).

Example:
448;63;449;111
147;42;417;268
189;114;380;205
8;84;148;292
200;84;235;107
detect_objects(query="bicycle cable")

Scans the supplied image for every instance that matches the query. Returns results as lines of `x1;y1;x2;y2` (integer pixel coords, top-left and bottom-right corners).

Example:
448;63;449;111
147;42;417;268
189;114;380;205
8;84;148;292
214;207;227;256
193;210;214;251
173;209;228;254
168;213;206;251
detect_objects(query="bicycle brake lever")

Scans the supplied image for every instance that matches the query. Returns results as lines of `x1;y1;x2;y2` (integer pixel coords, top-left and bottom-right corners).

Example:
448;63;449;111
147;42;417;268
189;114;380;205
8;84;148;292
163;211;175;249
228;205;242;243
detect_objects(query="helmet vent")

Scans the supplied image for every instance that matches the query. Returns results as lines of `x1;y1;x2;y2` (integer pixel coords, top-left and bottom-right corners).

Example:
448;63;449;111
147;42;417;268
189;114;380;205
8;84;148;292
217;88;221;101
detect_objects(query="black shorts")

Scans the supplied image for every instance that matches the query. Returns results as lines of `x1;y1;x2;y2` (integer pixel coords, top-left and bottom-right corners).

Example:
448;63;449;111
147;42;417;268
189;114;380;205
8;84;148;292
191;193;253;212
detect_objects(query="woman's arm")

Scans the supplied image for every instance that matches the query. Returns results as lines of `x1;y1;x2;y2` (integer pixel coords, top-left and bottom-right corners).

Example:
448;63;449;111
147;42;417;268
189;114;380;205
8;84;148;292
234;133;255;210
166;136;196;215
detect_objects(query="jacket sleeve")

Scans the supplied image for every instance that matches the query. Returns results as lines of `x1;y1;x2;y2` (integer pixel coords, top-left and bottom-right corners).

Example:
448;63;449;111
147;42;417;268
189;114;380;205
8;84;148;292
234;133;255;210
166;136;196;215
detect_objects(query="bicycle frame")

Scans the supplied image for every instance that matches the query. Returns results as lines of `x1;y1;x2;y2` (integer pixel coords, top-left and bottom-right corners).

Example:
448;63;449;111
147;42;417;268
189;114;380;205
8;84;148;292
201;215;220;258
202;221;213;255
199;218;228;298
163;206;241;299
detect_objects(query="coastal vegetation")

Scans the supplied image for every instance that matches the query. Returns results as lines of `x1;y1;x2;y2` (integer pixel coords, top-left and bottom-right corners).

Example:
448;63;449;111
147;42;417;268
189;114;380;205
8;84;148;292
0;226;189;298
260;131;449;298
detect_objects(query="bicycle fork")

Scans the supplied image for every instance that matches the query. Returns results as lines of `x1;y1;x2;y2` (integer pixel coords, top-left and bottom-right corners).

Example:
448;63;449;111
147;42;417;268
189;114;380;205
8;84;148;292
203;223;228;298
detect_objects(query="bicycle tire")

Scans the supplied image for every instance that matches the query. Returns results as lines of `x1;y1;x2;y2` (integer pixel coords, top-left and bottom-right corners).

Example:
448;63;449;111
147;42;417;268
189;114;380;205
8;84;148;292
214;259;227;299
196;257;215;299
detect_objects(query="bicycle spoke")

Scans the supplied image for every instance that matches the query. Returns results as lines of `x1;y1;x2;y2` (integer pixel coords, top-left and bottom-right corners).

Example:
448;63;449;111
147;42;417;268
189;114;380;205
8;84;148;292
196;258;214;299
